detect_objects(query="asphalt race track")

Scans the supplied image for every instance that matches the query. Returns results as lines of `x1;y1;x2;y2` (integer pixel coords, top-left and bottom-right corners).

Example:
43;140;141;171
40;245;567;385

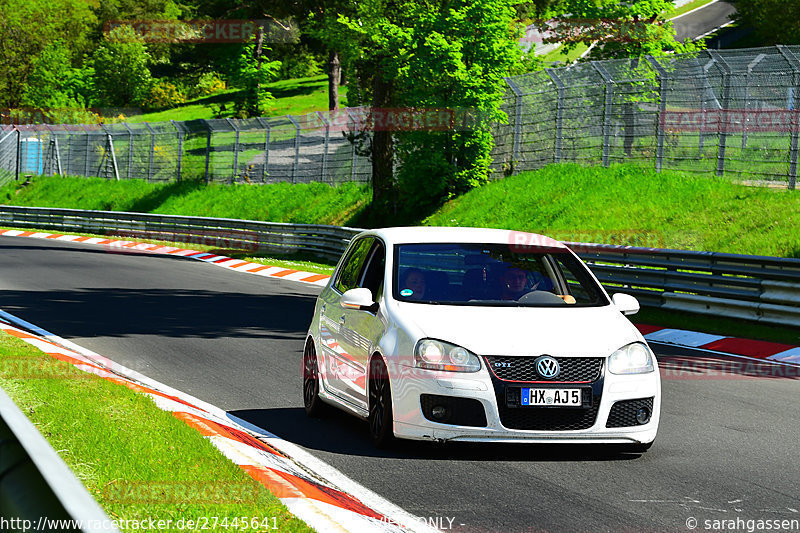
1;236;798;533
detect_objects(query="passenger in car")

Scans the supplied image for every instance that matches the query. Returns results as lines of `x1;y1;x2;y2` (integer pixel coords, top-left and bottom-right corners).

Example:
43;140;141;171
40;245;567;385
400;268;427;300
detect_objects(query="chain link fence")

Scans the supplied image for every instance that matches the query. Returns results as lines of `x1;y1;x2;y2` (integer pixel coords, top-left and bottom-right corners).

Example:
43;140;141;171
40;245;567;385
2;46;800;189
494;45;800;189
0;110;373;187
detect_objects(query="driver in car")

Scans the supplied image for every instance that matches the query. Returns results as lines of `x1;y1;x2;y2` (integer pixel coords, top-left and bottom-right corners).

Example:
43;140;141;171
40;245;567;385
501;266;528;300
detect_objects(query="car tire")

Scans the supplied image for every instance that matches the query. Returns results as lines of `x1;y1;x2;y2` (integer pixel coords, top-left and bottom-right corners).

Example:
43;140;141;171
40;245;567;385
368;357;394;448
303;339;327;417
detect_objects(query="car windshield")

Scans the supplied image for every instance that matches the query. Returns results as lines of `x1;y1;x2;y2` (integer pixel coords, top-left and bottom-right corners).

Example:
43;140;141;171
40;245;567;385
393;243;608;307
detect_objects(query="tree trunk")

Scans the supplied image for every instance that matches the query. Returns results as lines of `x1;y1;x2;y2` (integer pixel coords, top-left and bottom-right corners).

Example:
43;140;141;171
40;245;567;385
371;67;394;214
328;50;341;111
251;23;266;116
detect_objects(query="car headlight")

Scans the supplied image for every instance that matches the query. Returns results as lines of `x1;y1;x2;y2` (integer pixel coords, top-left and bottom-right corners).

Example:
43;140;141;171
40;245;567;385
608;342;655;375
414;339;481;372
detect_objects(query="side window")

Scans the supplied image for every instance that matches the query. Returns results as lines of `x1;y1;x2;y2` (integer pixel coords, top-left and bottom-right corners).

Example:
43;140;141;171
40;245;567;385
359;242;385;300
334;238;374;294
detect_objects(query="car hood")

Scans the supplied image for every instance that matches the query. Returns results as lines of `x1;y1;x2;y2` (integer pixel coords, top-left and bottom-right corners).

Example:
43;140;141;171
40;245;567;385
396;303;642;357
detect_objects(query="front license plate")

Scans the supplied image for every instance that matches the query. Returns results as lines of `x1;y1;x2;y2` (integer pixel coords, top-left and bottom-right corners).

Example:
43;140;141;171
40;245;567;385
521;388;582;407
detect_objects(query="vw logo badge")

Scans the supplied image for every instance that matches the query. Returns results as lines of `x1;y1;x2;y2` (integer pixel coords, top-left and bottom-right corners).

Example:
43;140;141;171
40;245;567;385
535;356;560;379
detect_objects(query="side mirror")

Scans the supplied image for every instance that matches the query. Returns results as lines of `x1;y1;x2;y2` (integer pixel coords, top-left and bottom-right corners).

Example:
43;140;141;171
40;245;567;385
340;288;378;312
612;293;640;316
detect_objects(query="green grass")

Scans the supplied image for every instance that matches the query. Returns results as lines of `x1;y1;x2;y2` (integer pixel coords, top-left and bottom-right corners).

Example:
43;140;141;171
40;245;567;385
425;163;800;258
0;177;370;227
0;333;313;532
668;0;716;19
126;75;345;124
542;42;590;65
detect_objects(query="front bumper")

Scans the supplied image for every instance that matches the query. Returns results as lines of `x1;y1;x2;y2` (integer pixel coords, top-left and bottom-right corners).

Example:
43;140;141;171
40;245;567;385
389;362;660;444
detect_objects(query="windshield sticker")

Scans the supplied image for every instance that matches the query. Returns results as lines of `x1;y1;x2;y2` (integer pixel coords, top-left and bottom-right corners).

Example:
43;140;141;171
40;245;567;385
400;288;413;297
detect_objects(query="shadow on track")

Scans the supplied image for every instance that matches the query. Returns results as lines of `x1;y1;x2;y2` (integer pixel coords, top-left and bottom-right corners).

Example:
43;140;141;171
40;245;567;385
229;407;642;462
0;288;317;340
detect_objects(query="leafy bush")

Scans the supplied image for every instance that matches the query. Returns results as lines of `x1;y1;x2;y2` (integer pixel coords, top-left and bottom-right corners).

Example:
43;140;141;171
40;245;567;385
145;79;186;110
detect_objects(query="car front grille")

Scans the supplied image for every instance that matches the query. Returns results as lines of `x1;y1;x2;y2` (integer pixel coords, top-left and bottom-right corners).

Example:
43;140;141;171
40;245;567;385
484;356;603;382
497;396;602;431
606;397;655;428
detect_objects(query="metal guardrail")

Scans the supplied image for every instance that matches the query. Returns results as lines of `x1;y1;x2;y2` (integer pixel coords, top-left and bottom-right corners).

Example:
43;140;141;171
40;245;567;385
0;205;798;326
0;385;119;532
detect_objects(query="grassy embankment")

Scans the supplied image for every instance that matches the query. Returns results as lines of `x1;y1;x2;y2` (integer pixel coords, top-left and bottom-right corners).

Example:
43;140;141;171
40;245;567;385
0;333;313;532
2;162;799;343
126;75;346;124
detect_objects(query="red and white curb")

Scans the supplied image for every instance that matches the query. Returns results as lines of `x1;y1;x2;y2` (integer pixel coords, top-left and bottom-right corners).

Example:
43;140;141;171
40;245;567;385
0;229;332;287
636;324;800;366
0;309;437;533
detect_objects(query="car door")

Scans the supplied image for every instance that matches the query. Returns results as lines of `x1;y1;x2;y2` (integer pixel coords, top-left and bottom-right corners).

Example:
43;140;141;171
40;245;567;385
318;237;375;407
341;241;386;405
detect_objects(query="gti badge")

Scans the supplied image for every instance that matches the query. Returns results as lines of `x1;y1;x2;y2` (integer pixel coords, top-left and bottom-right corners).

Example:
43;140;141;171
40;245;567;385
534;355;560;379
494;362;512;368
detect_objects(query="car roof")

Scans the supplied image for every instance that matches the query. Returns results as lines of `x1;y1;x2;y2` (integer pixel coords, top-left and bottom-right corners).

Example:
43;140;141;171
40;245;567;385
358;226;567;249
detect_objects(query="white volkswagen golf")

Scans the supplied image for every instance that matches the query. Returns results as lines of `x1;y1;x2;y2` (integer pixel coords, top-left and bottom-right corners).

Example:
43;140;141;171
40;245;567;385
303;227;660;450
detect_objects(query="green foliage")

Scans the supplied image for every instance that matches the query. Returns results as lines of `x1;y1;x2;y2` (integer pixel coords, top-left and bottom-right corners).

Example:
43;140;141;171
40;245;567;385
542;0;703;59
224;43;281;118
21;41;92;111
334;0;523;217
0;0;97;107
90;25;154;107
731;0;800;45
145;79;186;109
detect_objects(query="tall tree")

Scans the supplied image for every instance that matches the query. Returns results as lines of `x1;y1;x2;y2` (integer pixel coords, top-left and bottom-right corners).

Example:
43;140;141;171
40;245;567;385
0;0;97;108
336;0;522;216
731;0;800;45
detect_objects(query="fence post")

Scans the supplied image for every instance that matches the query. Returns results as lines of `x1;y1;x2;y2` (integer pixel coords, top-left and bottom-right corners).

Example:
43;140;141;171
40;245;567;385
144;122;156;182
347;109;358;183
708;50;732;177
545;68;565;164
256;117;270;183
287;115;301;184
122;123;134;179
100;125;120;181
778;45;800;190
203;120;212;184
82;125;91;177
14;127;20;181
45;125;63;176
742;54;765;150
592;61;614;167
66;128;73;176
316;111;330;183
171;120;183;182
226;118;240;184
504;77;524;173
646;56;668;173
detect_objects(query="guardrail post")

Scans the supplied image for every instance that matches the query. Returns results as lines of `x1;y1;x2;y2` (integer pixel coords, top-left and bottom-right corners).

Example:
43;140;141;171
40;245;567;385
316;111;330;183
287;115;301;184
778;45;800;190
171;120;183;182
708;50;732;177
545;69;565;164
504;77;524;173
226;118;240;184
647;56;668;173
256;117;270;183
144;122;156;182
592;61;614;167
